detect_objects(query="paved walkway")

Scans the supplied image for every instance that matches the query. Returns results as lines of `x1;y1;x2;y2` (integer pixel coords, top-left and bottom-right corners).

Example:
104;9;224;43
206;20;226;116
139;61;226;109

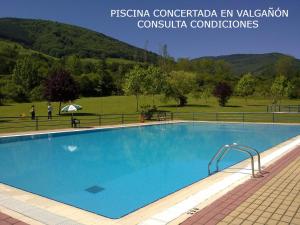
181;147;300;225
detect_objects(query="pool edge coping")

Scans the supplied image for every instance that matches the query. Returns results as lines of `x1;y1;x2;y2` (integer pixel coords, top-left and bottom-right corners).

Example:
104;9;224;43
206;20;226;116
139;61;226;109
0;120;300;139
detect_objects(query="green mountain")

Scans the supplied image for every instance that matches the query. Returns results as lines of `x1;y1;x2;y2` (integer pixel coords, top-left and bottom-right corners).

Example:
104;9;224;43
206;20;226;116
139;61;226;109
193;53;300;76
0;18;158;62
1;18;299;78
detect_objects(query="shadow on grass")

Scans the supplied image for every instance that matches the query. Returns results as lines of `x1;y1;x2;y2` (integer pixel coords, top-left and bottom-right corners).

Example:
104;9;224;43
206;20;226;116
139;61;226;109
0;120;11;123
224;105;242;108
58;113;98;117
0;104;12;106
159;104;211;108
247;104;267;107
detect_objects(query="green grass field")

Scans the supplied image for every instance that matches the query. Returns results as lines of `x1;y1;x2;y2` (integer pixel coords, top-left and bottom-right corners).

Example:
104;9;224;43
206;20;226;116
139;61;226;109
0;95;299;116
0;95;299;133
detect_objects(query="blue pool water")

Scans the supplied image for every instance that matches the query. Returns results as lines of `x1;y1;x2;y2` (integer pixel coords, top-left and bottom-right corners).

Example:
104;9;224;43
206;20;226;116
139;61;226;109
0;122;300;218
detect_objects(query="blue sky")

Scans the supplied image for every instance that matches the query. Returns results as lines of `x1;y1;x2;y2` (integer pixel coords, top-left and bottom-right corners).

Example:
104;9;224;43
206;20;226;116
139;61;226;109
0;0;299;59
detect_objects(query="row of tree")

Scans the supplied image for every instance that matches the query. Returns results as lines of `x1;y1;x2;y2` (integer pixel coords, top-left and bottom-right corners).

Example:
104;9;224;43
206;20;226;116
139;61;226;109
0;54;135;104
123;65;295;111
0;49;299;107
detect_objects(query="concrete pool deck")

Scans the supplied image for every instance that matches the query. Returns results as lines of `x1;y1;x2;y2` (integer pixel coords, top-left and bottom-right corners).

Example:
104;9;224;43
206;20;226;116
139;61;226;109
180;144;300;225
0;121;300;225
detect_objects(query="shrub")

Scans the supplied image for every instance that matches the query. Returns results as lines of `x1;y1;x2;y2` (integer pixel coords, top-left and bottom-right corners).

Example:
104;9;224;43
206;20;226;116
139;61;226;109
213;82;233;107
140;105;158;120
30;85;45;101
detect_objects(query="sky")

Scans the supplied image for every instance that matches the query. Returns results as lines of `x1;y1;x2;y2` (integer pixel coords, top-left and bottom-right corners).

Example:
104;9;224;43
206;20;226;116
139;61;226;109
0;0;299;59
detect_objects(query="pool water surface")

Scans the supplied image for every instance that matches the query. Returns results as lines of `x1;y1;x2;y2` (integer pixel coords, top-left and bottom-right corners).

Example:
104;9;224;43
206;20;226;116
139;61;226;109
0;122;300;218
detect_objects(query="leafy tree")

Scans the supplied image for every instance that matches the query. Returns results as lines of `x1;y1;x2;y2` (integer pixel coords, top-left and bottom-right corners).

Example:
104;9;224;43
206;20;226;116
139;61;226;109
235;73;256;103
144;66;167;106
176;58;193;71
270;75;287;104
112;64;127;95
284;81;295;99
192;59;232;83
65;55;82;76
201;86;212;104
79;73;100;97
164;71;196;107
0;44;19;74
287;78;300;98
158;44;175;73
213;82;233;107
82;61;96;74
275;56;296;78
123;66;146;111
2;81;28;102
44;69;79;114
96;56;114;96
30;85;45;101
0;90;4;105
12;56;40;97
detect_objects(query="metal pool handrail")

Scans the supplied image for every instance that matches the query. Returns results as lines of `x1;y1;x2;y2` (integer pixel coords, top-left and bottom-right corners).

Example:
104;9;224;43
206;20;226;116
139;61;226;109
208;144;231;175
208;143;262;178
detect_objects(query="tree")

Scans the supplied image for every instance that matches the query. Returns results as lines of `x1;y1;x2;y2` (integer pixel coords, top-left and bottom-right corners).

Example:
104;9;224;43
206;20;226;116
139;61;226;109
158;44;175;73
270;75;287;104
275;56;296;78
176;58;193;71
213;82;233;107
96;55;114;96
0;90;4;105
164;71;196;106
65;55;82;76
235;73;256;103
201;86;212;104
79;73;100;97
123;66;146;111
144;66;167;106
192;59;232;83
287;78;300;98
12;56;40;97
44;69;79;114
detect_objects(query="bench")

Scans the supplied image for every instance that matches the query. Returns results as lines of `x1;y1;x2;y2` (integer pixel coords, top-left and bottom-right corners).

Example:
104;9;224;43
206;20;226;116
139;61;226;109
71;118;80;128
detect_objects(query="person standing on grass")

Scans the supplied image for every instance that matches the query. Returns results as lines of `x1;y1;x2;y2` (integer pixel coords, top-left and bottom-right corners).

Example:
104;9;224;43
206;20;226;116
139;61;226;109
47;103;53;120
30;105;35;120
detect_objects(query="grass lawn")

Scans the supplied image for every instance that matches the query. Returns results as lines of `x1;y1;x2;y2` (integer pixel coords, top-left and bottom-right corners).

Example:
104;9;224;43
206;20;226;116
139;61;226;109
0;95;299;133
0;95;299;116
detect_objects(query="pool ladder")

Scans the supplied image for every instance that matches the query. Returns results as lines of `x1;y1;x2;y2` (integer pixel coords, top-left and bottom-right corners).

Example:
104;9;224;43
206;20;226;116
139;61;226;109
208;143;263;178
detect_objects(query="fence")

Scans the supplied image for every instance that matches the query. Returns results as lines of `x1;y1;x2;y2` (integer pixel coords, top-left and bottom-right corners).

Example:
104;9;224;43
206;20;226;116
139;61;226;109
267;105;300;112
0;112;299;133
172;112;300;124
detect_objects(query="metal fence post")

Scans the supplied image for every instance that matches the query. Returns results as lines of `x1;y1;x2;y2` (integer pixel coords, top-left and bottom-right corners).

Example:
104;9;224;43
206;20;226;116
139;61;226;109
171;112;173;121
98;115;101;126
121;114;124;124
272;113;275;123
35;116;39;130
242;112;245;123
216;113;218;121
192;112;195;121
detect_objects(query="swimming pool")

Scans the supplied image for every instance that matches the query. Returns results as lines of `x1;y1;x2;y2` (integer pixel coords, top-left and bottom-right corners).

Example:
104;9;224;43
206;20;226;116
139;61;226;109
0;122;300;219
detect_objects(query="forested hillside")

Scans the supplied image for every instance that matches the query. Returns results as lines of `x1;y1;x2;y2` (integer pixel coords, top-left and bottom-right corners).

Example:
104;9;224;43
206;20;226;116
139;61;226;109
0;18;299;106
0;18;158;62
193;53;300;77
